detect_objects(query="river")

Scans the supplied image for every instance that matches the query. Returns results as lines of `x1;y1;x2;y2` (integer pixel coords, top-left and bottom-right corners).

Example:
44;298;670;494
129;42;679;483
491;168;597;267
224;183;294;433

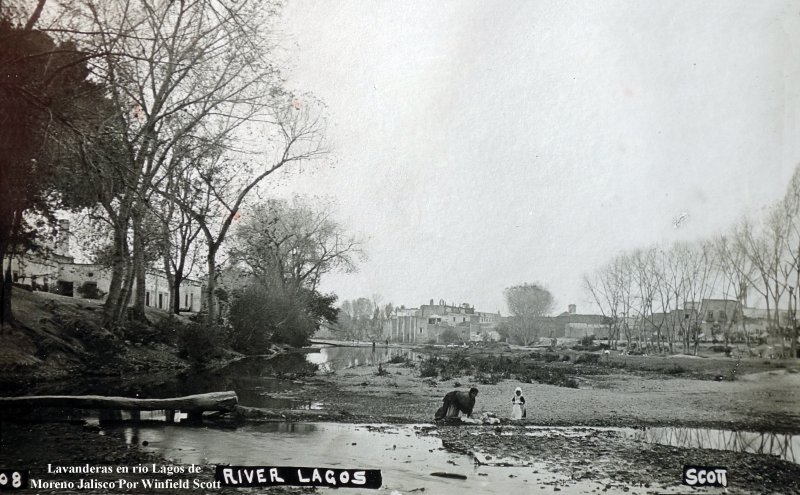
12;346;800;493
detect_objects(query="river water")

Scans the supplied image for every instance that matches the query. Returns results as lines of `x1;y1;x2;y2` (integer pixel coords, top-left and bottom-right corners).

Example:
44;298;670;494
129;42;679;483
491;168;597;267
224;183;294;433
305;345;420;373
16;346;800;492
100;421;794;494
99;422;629;494
22;345;419;410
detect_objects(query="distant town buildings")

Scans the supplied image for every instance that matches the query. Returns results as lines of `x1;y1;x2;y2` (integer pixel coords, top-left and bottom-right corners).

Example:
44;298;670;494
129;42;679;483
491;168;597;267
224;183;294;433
381;295;796;347
383;299;501;344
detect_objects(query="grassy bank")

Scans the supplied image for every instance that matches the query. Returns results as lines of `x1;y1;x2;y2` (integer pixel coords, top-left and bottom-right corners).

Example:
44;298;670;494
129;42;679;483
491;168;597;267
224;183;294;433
0;288;241;393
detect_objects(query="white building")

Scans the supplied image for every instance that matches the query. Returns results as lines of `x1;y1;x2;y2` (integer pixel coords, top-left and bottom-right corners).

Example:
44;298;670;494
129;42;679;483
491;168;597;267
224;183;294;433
4;220;203;312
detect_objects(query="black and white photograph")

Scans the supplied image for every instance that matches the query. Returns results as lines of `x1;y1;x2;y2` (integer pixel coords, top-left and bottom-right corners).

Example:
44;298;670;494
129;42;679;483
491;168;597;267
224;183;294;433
1;1;799;493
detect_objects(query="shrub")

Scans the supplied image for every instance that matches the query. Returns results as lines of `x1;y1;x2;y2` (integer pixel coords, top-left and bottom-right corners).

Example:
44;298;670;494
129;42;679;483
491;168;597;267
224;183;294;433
442;351;471;375
400;359;417;369
177;323;228;365
543;353;560;362
439;328;462;345
388;354;410;364
564;377;580;388
474;371;502;385
122;317;181;346
76;282;105;300
709;345;733;354
419;355;441;377
665;364;687;375
60;317;122;357
228;283;336;352
517;365;580;388
580;335;595;347
575;353;600;365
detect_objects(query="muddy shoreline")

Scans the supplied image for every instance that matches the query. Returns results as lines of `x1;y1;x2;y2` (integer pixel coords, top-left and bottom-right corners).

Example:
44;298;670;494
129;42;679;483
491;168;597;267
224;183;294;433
2;347;800;494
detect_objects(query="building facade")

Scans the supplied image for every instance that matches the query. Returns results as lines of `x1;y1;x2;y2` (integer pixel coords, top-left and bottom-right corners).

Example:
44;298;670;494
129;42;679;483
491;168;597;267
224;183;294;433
383;299;502;343
5;231;203;313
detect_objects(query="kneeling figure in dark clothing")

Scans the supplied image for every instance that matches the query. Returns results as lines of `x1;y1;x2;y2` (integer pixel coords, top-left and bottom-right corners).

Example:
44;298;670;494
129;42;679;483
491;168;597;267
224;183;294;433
434;387;479;420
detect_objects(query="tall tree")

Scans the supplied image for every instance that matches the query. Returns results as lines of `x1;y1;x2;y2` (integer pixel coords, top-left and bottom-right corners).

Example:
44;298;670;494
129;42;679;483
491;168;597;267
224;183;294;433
172;101;328;325
781;166;800;357
503;282;554;345
58;0;289;326
0;9;96;325
713;234;754;346
735;211;790;353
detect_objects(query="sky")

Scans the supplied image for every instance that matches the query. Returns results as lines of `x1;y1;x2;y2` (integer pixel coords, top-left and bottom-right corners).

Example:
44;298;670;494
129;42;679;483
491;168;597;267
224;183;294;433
266;0;800;315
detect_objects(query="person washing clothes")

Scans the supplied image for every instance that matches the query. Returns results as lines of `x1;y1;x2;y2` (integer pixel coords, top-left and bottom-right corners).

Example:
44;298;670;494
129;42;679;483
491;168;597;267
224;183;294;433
511;387;526;420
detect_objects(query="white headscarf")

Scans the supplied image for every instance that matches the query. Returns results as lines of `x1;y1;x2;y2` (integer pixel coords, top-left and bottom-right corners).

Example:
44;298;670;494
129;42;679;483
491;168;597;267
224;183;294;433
515;387;522;395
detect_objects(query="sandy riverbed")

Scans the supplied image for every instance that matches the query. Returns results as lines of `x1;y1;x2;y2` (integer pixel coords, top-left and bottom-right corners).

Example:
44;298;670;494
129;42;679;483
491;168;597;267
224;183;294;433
2;350;799;494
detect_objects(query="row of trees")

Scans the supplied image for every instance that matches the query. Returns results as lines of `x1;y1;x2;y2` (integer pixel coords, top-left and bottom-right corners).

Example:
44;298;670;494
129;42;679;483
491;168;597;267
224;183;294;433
336;297;394;341
1;1;352;348
584;166;800;357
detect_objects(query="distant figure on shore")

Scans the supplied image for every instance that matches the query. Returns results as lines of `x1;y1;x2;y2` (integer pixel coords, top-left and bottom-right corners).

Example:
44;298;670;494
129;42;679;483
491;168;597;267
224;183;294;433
511;387;526;420
434;387;479;420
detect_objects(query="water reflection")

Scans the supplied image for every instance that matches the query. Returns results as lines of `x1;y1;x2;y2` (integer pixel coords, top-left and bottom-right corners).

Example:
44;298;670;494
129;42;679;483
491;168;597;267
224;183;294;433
21;355;309;400
306;346;419;373
629;427;799;464
14;349;419;417
100;422;614;495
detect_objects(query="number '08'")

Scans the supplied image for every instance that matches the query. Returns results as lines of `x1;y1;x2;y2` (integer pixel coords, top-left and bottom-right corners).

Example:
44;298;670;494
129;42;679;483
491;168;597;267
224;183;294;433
0;471;23;487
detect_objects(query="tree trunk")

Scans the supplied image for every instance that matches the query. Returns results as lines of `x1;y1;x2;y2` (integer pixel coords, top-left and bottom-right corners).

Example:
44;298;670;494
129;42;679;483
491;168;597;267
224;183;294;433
115;256;135;324
103;222;129;327
1;251;13;326
130;216;147;322
173;273;183;315
667;328;674;354
0;209;23;327
205;247;218;325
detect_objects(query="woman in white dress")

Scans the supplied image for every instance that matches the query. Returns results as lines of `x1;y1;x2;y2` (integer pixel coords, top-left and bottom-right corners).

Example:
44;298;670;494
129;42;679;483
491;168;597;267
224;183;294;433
511;387;526;420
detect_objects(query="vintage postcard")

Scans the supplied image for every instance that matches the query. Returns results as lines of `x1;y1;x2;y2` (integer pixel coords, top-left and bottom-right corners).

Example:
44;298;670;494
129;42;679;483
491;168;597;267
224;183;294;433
1;1;798;494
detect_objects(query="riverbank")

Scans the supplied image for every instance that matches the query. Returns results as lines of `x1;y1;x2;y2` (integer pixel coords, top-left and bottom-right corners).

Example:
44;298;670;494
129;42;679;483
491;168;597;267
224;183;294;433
3;344;800;493
0;288;257;394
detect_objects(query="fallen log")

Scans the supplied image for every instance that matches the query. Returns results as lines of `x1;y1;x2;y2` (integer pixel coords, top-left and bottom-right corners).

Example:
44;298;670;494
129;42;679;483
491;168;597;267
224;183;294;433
430;472;467;480
0;391;238;413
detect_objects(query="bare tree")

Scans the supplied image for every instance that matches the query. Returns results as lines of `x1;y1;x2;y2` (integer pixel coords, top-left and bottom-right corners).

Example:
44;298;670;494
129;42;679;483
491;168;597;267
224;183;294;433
630;247;660;352
230;197;362;293
735;210;790;354
713;234;754;346
503;282;555;345
584;259;625;349
672;241;718;355
55;0;286;326
782;165;800;357
650;246;677;353
156;162;205;314
169;100;328;324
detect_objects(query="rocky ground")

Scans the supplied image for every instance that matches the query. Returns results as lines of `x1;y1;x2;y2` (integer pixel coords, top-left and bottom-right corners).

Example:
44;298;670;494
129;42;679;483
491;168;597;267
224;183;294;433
238;351;800;494
274;353;800;432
